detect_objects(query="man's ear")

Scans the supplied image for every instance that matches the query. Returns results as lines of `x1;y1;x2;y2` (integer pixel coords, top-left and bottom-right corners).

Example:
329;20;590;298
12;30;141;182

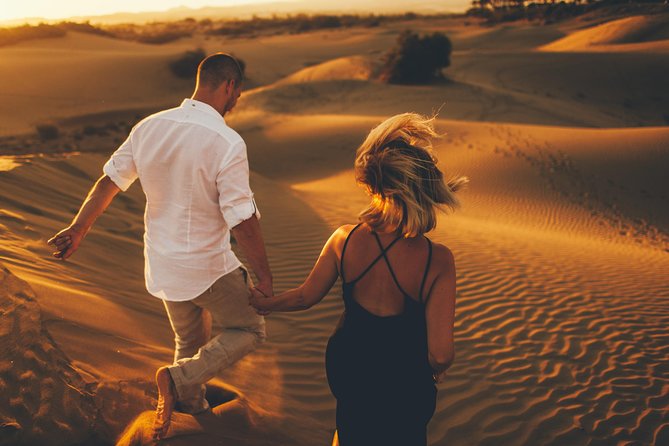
226;79;236;93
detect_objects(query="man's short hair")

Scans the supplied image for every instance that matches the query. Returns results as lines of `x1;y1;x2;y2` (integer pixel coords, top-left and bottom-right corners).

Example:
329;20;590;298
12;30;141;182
197;53;244;89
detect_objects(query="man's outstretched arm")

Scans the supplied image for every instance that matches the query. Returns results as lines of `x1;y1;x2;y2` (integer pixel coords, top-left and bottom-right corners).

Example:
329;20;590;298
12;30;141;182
47;175;121;260
230;215;273;298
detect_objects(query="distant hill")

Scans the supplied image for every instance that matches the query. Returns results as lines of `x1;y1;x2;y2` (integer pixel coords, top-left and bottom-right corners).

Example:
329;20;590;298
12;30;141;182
0;0;469;26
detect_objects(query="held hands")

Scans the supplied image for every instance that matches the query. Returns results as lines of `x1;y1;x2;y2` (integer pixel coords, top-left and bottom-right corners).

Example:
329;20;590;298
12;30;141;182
47;225;85;260
249;285;273;316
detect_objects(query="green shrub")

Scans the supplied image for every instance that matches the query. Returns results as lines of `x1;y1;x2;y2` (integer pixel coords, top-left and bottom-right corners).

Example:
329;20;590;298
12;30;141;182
380;31;452;84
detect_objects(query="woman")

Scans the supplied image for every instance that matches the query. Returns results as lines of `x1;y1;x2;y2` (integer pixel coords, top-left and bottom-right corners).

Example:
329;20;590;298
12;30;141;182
250;113;466;446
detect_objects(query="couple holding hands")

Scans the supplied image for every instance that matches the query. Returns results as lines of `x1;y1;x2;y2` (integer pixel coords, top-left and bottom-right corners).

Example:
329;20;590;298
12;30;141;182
48;53;463;446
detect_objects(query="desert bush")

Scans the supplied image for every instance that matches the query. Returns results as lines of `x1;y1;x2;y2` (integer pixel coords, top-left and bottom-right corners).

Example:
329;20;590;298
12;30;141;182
57;21;111;37
168;48;246;81
36;124;60;140
207;13;403;38
135;30;192;44
466;0;667;24
380;31;452;84
294;15;343;32
0;24;65;47
0;21;115;47
103;22;193;44
0;13;449;49
81;125;110;136
169;49;207;79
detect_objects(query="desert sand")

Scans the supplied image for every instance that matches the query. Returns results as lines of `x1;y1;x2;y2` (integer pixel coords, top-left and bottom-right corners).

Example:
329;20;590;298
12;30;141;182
1;10;668;446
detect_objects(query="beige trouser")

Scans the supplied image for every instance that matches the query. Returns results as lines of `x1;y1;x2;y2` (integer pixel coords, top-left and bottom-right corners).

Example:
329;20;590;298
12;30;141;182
163;266;266;413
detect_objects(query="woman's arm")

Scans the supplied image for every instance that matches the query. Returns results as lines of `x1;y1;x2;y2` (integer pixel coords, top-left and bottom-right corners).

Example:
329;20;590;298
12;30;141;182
249;228;344;312
425;245;457;382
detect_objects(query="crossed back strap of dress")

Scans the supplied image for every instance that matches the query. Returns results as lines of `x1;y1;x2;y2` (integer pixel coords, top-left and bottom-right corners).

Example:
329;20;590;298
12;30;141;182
340;223;433;303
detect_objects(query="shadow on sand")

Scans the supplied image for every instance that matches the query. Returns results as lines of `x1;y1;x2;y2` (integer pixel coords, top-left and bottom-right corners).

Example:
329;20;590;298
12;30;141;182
117;383;324;446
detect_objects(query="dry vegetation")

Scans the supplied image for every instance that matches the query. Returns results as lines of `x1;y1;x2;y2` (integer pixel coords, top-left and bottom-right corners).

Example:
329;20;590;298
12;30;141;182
467;0;668;24
0;12;448;47
380;31;453;84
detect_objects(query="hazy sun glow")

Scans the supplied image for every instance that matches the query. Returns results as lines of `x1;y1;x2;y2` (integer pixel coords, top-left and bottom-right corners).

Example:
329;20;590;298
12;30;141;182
0;0;286;22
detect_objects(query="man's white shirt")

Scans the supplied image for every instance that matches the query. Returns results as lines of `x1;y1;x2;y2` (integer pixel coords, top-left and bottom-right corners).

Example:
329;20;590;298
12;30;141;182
103;99;259;302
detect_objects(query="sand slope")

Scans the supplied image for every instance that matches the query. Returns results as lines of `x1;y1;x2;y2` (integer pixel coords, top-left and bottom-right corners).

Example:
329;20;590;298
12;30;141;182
277;56;376;85
0;263;154;445
540;14;669;52
289;118;669;446
0;32;194;137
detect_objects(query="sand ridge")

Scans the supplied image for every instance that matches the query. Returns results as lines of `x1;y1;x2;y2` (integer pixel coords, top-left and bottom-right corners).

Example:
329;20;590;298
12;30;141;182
540;13;669;52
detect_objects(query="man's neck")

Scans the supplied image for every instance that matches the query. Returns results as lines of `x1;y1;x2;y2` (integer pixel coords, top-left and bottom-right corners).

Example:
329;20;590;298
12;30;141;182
191;92;225;117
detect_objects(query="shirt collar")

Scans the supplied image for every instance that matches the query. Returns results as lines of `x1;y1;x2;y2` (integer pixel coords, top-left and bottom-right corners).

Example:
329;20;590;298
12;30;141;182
180;98;225;123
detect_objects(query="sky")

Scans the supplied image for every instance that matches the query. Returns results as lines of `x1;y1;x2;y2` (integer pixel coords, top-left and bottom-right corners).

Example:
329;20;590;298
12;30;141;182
0;0;284;22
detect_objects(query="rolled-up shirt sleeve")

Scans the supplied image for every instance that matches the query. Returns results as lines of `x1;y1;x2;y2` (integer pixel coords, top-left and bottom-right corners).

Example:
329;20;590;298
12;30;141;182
217;140;261;228
103;133;138;192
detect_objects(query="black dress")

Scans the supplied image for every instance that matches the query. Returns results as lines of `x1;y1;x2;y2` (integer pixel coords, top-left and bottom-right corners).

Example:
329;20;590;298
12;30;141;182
326;224;437;446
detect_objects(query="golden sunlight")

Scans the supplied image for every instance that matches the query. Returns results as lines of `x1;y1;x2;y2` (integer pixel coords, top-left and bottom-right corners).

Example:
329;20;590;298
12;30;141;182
1;2;667;445
0;0;270;22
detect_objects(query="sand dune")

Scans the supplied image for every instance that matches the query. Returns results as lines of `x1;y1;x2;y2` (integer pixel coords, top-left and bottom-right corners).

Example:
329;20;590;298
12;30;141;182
288;118;669;446
277;56;376;84
0;261;321;445
1;11;668;446
449;50;669;127
0;27;395;137
540;14;669;52
0;32;194;137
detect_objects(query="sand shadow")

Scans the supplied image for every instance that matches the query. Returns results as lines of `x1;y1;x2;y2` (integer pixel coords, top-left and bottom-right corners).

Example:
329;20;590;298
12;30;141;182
117;382;321;446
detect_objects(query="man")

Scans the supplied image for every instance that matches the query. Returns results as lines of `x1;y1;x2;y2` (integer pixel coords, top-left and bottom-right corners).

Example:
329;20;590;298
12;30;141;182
47;53;272;439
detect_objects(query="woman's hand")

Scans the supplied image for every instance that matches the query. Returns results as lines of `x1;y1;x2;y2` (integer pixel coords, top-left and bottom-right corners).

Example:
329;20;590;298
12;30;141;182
246;226;345;315
249;287;272;316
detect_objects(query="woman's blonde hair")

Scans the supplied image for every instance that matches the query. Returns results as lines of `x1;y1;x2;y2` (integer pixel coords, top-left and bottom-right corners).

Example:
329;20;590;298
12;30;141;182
355;113;468;237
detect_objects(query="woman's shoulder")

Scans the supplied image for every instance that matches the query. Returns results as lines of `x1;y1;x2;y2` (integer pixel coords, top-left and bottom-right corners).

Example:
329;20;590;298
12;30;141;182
339;223;362;234
426;239;456;274
332;223;363;241
323;223;363;253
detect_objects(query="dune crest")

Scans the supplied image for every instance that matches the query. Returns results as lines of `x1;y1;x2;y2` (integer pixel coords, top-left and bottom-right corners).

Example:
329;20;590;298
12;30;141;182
540;14;669;52
277;55;377;85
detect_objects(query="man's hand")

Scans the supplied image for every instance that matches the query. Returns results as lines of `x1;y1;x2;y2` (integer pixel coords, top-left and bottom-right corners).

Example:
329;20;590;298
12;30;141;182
47;225;85;260
46;175;121;261
253;280;273;299
230;215;273;301
249;286;272;316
